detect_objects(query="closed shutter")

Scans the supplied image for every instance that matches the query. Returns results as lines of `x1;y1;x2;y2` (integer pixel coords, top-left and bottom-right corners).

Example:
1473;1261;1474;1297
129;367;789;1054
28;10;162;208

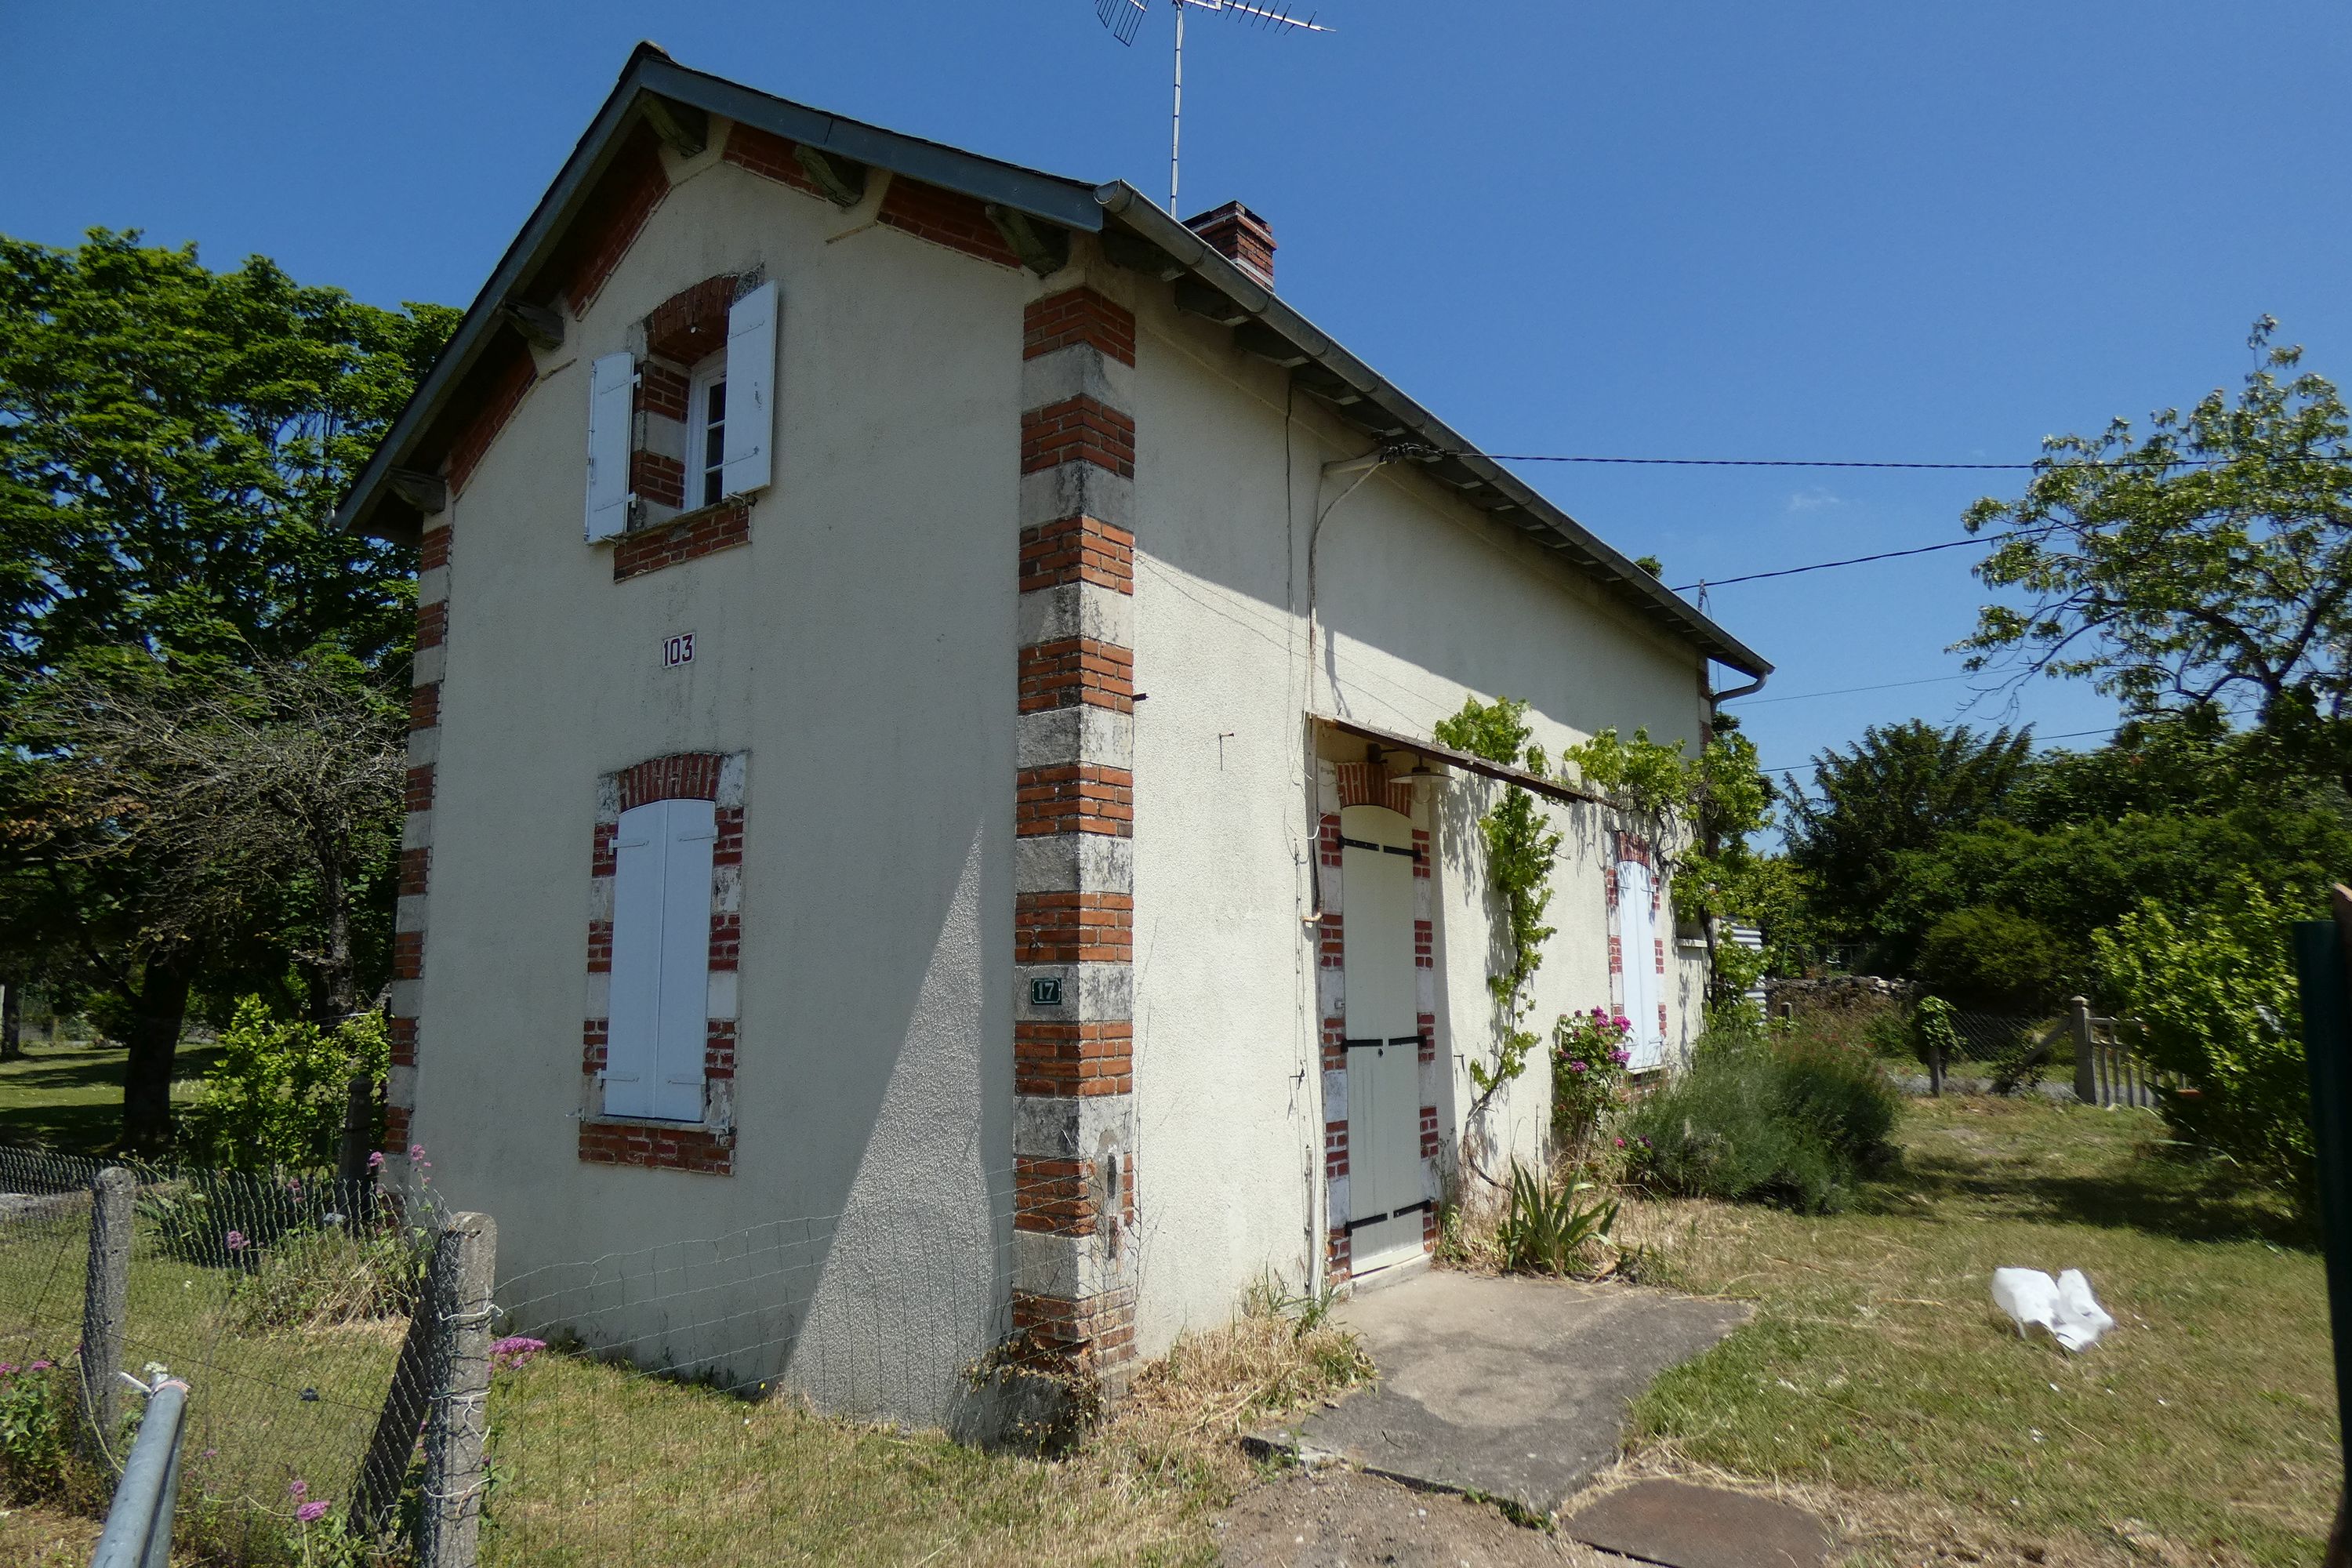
586;350;636;541
1617;859;1664;1070
604;798;716;1121
720;281;777;495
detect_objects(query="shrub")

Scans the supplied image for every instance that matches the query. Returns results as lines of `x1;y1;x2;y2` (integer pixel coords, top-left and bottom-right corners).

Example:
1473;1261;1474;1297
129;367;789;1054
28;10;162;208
1551;1008;1632;1152
1494;1160;1618;1276
1622;1029;1900;1211
0;1359;71;1498
1918;905;2076;1014
2092;885;2312;1194
180;997;389;1171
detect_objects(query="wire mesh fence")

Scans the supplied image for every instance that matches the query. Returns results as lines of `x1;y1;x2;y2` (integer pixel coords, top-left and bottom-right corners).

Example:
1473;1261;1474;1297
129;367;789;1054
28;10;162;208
0;1149;1108;1564
477;1174;1042;1566
0;1145;447;1563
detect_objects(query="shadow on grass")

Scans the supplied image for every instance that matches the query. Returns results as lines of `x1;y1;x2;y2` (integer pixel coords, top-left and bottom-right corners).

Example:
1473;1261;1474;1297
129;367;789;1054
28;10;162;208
1857;1133;2314;1250
0;1042;224;1157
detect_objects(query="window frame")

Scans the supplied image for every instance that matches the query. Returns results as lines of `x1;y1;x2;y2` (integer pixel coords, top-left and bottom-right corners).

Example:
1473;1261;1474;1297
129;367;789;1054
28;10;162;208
685;354;728;511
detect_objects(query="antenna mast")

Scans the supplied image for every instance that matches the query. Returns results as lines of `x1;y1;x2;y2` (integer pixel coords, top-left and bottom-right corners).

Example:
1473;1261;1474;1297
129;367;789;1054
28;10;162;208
1094;0;1331;212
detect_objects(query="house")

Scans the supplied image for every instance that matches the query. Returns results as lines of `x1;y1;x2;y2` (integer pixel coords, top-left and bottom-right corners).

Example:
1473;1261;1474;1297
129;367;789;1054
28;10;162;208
335;45;1771;1425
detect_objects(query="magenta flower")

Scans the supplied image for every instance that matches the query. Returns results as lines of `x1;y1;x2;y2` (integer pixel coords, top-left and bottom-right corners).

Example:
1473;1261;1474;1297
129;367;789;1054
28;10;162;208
1611;1014;1630;1031
1612;1049;1631;1065
288;1479;307;1500
1613;1137;1627;1149
491;1335;547;1371
367;1150;385;1170
409;1144;426;1161
296;1501;329;1525
225;1230;248;1253
1569;1060;1588;1074
28;1359;51;1371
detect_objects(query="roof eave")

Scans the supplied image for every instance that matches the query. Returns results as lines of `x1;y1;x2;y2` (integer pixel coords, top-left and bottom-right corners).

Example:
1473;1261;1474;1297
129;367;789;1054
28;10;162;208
1092;182;1770;681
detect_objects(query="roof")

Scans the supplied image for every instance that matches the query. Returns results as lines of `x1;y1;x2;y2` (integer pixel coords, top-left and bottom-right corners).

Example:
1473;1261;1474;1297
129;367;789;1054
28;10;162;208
334;43;1770;681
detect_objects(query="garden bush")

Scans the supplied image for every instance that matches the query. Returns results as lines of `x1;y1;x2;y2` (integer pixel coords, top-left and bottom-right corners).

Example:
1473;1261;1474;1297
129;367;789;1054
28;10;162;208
1550;1007;1632;1153
1622;1024;1899;1211
179;996;389;1170
0;1359;71;1499
2093;884;2313;1196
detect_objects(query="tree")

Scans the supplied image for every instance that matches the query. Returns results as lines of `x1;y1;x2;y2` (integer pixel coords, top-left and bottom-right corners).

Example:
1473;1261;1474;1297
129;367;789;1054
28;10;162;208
1961;318;2352;789
1781;720;2034;966
0;229;452;1148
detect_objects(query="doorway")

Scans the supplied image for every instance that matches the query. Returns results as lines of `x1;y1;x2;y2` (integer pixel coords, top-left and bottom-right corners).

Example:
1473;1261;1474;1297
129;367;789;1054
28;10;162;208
1341;803;1428;1275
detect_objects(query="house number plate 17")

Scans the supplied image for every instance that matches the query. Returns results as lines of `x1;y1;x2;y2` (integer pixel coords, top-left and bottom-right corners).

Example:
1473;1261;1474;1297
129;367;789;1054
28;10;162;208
662;633;695;668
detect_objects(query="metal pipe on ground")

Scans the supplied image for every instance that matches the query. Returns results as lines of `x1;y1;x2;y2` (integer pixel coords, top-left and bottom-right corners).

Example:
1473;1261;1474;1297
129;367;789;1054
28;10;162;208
89;1377;190;1568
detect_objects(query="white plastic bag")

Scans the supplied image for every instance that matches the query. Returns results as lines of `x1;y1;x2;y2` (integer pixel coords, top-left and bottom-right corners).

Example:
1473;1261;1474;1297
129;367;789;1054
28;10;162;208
1991;1267;2114;1352
2052;1269;2114;1352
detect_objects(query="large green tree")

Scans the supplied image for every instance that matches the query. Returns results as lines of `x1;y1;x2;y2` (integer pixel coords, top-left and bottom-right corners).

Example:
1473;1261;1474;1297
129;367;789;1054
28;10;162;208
1781;720;2035;966
0;229;453;1149
1961;318;2352;787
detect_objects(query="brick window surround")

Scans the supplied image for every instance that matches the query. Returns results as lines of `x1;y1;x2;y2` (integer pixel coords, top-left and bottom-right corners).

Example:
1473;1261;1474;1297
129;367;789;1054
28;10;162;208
579;750;747;1174
611;273;760;579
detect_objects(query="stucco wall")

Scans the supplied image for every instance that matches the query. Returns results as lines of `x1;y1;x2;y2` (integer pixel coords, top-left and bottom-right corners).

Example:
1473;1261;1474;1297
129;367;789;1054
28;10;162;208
414;131;1031;1420
1124;288;1714;1354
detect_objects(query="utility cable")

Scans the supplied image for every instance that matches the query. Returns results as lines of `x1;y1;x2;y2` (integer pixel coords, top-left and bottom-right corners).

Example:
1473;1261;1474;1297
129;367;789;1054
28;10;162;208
1467;451;2352;470
1671;536;1988;593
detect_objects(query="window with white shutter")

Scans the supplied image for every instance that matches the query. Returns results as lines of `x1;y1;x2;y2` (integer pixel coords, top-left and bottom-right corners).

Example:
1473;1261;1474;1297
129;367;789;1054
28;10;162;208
603;798;716;1121
585;350;636;541
1617;857;1666;1071
719;281;776;496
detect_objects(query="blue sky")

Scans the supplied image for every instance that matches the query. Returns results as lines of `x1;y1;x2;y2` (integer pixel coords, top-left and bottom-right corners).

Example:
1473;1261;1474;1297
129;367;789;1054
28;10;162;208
5;2;2348;793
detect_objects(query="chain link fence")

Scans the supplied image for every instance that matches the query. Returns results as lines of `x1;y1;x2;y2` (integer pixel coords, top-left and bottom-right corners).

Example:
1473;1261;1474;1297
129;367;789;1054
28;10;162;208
0;1146;448;1562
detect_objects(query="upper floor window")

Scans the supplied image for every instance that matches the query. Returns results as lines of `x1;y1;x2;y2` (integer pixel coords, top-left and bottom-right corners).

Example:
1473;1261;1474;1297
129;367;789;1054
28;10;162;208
584;277;776;542
689;360;728;510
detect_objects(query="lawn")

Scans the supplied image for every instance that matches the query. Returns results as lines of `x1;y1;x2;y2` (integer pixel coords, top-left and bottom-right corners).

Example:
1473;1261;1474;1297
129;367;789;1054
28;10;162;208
1621;1094;2335;1567
0;1037;221;1155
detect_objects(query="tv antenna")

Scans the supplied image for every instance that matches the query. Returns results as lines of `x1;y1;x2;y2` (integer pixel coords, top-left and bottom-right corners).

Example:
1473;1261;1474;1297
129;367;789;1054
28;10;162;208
1094;0;1332;213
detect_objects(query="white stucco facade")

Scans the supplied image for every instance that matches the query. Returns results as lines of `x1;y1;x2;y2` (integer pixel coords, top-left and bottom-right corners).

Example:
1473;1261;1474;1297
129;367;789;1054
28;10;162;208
362;60;1758;1428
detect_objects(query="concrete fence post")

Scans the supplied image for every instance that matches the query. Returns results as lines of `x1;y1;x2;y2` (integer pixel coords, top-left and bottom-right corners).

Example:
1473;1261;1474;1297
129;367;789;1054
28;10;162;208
2069;996;2096;1106
79;1166;135;1460
419;1211;496;1568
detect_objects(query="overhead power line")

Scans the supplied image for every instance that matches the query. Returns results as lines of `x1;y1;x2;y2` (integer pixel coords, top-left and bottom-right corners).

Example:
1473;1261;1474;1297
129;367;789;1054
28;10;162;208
1758;724;2120;775
1723;673;1970;706
1671;537;1987;593
1469;451;2352;470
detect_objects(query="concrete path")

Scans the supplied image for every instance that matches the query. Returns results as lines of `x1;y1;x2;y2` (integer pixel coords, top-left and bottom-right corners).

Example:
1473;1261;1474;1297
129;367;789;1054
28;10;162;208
1250;1269;1750;1517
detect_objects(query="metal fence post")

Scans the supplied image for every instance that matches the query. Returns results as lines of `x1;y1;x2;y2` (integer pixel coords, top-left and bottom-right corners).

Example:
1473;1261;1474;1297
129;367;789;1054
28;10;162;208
2068;996;2096;1105
79;1166;134;1460
419;1211;496;1568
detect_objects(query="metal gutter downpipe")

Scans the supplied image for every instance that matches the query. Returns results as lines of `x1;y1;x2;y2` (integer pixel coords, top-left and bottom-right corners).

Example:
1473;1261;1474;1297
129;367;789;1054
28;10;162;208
92;1376;190;1568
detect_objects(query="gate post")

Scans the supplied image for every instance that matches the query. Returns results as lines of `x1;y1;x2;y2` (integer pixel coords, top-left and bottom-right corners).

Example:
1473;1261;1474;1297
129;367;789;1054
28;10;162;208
79;1167;135;1460
418;1211;496;1568
2068;996;2096;1105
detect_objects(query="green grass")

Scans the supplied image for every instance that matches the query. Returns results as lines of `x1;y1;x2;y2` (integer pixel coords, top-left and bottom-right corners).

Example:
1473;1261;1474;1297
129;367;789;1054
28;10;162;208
1623;1094;2332;1566
0;1038;221;1155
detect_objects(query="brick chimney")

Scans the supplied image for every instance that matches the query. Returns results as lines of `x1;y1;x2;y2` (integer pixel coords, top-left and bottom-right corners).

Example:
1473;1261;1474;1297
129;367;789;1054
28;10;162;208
1184;202;1276;288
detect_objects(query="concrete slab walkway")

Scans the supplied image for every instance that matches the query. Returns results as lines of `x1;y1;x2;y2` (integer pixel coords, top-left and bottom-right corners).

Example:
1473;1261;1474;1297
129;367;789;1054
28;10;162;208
1252;1269;1750;1517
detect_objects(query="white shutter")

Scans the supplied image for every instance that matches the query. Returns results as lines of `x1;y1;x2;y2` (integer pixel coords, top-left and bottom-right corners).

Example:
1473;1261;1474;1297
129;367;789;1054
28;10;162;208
586;350;635;541
604;799;716;1122
604;808;663;1116
653;799;717;1122
720;281;777;496
1618;860;1664;1070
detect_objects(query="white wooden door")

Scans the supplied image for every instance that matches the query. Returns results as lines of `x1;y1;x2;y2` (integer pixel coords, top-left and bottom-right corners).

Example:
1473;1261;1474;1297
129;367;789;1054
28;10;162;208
1341;804;1425;1274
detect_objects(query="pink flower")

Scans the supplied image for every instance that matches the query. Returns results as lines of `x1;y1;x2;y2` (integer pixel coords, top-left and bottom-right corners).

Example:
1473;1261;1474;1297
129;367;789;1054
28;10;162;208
1611;1049;1631;1065
367;1151;385;1170
1611;1015;1630;1032
1569;1060;1588;1074
288;1479;307;1499
408;1144;426;1161
296;1501;329;1525
1614;1137;1626;1149
225;1231;248;1253
28;1359;51;1371
491;1335;547;1371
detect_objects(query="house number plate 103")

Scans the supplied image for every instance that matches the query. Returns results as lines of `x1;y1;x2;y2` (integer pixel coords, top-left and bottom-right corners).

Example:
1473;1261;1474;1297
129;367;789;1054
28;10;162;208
662;633;695;668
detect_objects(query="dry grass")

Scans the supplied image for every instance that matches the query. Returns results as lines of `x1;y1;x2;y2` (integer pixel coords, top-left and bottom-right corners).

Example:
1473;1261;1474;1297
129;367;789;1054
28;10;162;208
480;1289;1373;1566
1614;1094;2332;1567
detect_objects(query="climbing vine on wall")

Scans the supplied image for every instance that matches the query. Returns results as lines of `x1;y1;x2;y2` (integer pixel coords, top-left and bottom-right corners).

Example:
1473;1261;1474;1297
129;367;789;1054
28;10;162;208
1561;721;1772;1007
1432;695;1561;1148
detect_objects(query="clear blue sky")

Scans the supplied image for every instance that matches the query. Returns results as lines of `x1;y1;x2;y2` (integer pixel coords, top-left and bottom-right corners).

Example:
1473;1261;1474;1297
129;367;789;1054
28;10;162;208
6;2;2348;791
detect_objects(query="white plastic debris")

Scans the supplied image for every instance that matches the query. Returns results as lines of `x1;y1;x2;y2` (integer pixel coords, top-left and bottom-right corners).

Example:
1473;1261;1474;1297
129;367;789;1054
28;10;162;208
1991;1267;2114;1352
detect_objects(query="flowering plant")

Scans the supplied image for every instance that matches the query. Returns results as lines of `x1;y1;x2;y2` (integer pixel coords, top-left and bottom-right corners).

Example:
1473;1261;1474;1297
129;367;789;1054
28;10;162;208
0;1357;70;1493
1552;1008;1634;1152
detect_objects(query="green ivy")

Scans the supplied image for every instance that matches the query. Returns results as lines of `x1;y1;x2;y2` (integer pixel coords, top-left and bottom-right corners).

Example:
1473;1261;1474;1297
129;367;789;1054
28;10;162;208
1432;697;1560;1121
